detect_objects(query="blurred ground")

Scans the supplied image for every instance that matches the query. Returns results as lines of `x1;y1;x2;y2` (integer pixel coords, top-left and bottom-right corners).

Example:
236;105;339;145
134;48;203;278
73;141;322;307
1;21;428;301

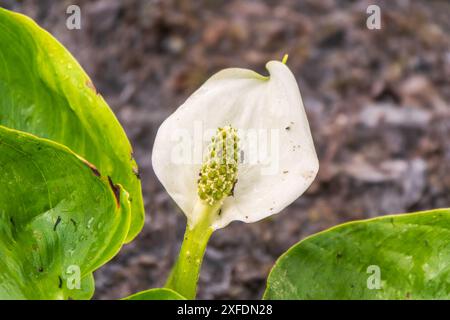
3;0;450;299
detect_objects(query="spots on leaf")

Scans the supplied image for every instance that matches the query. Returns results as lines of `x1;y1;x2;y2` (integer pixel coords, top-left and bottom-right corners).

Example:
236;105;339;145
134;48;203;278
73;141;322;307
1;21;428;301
58;276;63;289
108;176;121;208
53;216;62;231
70;218;77;230
133;167;141;180
89;166;101;177
80;159;101;177
86;79;98;94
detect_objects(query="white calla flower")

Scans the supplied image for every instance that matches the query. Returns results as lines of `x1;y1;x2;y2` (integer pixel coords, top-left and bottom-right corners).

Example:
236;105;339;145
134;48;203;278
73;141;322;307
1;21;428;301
152;60;319;230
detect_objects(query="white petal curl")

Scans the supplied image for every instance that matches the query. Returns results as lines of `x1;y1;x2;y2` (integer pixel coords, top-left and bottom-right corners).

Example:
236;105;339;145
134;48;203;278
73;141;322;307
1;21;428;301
152;61;319;229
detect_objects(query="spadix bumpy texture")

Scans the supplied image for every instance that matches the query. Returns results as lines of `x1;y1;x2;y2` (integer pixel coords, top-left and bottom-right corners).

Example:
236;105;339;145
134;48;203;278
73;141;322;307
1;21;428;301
152;60;319;229
198;126;239;206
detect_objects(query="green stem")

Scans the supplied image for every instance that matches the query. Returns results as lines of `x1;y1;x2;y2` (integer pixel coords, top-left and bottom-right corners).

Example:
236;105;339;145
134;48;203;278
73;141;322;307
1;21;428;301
165;202;218;299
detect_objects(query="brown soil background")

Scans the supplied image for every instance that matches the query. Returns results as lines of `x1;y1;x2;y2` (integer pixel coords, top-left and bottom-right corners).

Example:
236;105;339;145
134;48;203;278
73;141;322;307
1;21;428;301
3;0;450;299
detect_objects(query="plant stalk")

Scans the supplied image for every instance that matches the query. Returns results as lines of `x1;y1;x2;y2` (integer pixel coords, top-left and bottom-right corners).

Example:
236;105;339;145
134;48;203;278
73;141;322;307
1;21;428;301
165;202;218;299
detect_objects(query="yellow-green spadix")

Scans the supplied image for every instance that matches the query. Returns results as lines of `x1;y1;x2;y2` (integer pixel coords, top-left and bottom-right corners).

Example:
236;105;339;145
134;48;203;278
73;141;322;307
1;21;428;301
152;60;319;229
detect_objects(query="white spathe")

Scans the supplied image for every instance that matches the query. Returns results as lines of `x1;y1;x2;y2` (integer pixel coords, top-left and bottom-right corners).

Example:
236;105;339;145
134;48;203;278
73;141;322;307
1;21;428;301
152;61;319;229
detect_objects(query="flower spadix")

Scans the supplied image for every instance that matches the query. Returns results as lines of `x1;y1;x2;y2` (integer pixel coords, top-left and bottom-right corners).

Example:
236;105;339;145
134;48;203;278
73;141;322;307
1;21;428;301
198;126;239;206
152;60;319;229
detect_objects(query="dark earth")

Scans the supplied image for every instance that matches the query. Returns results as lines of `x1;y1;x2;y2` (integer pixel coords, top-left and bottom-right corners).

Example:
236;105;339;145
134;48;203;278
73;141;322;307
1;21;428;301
3;0;450;299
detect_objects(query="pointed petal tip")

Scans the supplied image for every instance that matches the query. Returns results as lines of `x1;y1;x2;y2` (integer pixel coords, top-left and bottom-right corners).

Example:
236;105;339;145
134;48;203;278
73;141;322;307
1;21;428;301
265;60;295;80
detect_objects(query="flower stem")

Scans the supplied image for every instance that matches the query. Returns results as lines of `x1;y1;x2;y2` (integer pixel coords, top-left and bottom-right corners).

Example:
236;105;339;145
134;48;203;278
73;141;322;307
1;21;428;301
165;202;218;299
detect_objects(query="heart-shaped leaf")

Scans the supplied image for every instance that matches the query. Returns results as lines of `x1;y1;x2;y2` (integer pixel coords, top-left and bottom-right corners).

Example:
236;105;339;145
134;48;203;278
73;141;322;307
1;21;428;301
0;8;143;242
123;288;186;300
0;125;131;299
264;209;450;299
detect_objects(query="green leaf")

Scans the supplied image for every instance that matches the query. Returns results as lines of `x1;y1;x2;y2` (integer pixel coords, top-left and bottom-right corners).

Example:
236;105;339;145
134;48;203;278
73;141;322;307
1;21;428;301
123;288;186;300
0;125;131;299
264;209;450;299
0;8;144;242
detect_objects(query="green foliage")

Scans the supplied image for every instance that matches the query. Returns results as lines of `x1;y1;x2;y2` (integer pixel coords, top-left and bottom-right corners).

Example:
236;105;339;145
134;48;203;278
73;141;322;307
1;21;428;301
0;126;131;299
123;288;186;300
0;8;144;242
264;209;450;299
